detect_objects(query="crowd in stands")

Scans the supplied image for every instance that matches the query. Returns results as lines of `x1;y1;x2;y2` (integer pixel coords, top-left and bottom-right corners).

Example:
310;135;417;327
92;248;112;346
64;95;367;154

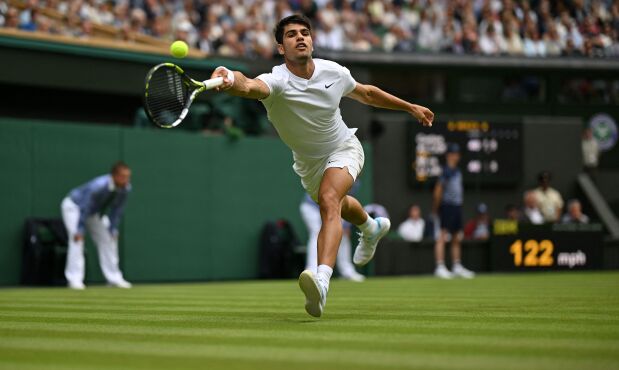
397;170;592;242
1;0;618;58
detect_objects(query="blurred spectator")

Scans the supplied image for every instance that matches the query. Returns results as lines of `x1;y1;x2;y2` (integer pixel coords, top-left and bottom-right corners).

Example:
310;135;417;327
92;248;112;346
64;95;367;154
582;127;600;176
397;204;425;242
461;20;480;53
417;10;443;52
532;171;564;223
504;203;521;221
479;24;505;55
523;28;547;57
315;16;344;50
77;19;94;38
2;0;618;60
3;7;20;29
18;0;38;31
544;23;563;56
522;190;545;224
464;203;491;240
383;24;415;52
561;199;590;224
503;20;524;55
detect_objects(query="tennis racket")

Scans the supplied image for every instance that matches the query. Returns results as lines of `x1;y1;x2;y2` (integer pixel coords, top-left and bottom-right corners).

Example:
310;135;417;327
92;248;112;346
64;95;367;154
143;63;223;128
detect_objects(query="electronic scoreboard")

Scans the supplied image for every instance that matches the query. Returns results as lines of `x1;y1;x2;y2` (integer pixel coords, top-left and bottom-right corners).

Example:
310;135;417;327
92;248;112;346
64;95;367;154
410;119;522;186
491;221;604;271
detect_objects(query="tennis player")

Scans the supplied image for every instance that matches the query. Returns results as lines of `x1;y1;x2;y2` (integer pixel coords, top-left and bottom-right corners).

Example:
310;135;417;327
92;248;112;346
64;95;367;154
211;14;434;317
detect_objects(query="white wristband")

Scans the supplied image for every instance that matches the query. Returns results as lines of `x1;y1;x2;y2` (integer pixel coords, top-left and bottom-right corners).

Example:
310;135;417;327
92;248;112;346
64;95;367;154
217;66;235;87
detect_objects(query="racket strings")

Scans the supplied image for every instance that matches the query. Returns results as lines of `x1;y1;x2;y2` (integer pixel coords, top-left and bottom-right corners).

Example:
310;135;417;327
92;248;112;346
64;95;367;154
146;68;191;126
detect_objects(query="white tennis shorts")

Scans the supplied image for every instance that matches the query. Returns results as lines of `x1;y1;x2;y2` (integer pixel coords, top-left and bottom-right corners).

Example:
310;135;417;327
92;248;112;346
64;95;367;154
293;135;365;202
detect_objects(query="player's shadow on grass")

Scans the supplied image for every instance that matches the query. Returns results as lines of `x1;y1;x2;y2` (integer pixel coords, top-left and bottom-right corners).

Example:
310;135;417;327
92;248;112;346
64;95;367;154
282;317;322;324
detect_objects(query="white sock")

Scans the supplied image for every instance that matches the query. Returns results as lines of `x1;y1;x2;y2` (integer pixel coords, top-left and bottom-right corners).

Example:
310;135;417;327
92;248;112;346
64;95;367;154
436;261;446;269
453;261;462;269
317;264;333;291
357;215;378;235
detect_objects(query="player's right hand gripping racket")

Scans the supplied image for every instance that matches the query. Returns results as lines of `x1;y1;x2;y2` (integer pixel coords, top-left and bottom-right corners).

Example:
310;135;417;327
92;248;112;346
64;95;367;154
144;63;223;128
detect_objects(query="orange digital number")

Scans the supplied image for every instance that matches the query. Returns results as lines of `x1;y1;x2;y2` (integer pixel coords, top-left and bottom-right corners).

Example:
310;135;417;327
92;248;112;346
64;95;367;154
524;240;539;266
509;239;555;267
510;240;522;266
539;240;554;266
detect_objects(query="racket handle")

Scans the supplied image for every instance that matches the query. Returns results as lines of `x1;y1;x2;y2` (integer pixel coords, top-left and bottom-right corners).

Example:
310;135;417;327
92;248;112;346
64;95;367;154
203;77;224;90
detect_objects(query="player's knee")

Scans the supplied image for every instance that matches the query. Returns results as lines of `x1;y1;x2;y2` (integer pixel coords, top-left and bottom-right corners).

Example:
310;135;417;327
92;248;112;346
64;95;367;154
318;190;340;215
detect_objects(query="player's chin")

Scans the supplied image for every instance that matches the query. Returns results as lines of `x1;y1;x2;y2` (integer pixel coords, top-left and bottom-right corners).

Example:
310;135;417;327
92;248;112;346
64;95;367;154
293;52;312;62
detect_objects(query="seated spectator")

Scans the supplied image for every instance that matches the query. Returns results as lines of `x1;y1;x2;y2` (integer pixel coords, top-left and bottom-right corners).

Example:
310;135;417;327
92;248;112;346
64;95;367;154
545;23;563;56
479;24;505;55
397;204;425;242
523;28;547;57
532;171;564;223
417;10;443;52
503;20;524;55
522;190;545;224
504;204;521;221
561;199;590;224
464;203;491;240
3;0;618;60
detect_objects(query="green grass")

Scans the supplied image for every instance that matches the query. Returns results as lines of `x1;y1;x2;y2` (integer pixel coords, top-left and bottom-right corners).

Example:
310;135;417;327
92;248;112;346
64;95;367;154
1;272;618;370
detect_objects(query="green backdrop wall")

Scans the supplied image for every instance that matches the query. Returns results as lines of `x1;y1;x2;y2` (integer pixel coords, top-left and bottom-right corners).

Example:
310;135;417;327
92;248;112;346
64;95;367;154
0;119;373;285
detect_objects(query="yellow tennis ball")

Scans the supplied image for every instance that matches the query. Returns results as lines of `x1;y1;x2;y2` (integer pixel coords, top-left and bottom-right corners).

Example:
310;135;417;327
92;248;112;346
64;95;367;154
170;40;188;58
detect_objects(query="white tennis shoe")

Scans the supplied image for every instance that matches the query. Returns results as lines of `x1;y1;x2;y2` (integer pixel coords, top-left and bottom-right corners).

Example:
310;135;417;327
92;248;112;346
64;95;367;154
341;272;366;282
434;265;454;279
68;281;86;290
298;270;327;318
108;279;132;289
353;217;391;267
452;264;475;279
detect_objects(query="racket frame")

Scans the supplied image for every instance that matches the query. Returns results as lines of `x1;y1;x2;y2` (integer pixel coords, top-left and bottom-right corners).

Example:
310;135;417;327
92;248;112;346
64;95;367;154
144;63;224;128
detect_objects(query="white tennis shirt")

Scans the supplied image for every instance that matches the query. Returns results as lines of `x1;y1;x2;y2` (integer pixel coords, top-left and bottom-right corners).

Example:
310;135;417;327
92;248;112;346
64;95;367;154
256;59;358;158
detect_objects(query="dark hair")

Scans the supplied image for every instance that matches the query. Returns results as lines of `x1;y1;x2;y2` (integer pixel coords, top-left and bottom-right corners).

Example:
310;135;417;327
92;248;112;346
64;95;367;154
537;170;551;183
111;161;130;174
274;14;312;44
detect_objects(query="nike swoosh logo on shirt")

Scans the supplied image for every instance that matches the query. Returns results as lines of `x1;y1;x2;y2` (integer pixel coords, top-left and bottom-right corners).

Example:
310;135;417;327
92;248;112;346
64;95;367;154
325;82;335;89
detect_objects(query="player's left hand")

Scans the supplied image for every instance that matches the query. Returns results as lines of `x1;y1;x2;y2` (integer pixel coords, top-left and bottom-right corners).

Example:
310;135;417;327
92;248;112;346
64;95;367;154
410;104;434;127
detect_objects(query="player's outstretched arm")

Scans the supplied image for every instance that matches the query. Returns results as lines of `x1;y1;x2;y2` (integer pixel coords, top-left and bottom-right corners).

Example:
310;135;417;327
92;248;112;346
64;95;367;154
210;67;270;100
346;83;434;127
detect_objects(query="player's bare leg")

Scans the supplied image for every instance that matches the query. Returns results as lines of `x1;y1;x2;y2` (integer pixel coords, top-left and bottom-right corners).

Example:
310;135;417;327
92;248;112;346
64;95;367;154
434;230;453;279
450;231;462;263
316;168;354;267
299;167;390;317
341;195;367;225
299;167;353;317
451;232;475;278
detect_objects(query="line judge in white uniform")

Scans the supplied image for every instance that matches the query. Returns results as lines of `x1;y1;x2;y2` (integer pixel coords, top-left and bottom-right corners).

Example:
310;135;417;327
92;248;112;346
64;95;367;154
211;14;434;317
61;161;133;290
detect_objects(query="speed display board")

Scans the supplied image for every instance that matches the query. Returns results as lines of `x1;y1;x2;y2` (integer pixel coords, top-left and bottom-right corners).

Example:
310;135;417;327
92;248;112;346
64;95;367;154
491;222;604;271
410;120;522;186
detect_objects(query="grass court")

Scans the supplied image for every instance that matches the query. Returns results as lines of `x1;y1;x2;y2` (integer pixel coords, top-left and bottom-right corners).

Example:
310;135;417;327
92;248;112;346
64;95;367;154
1;272;618;370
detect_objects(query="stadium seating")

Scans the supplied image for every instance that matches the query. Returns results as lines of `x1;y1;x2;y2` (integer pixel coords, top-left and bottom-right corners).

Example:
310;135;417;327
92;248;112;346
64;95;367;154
2;0;617;58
